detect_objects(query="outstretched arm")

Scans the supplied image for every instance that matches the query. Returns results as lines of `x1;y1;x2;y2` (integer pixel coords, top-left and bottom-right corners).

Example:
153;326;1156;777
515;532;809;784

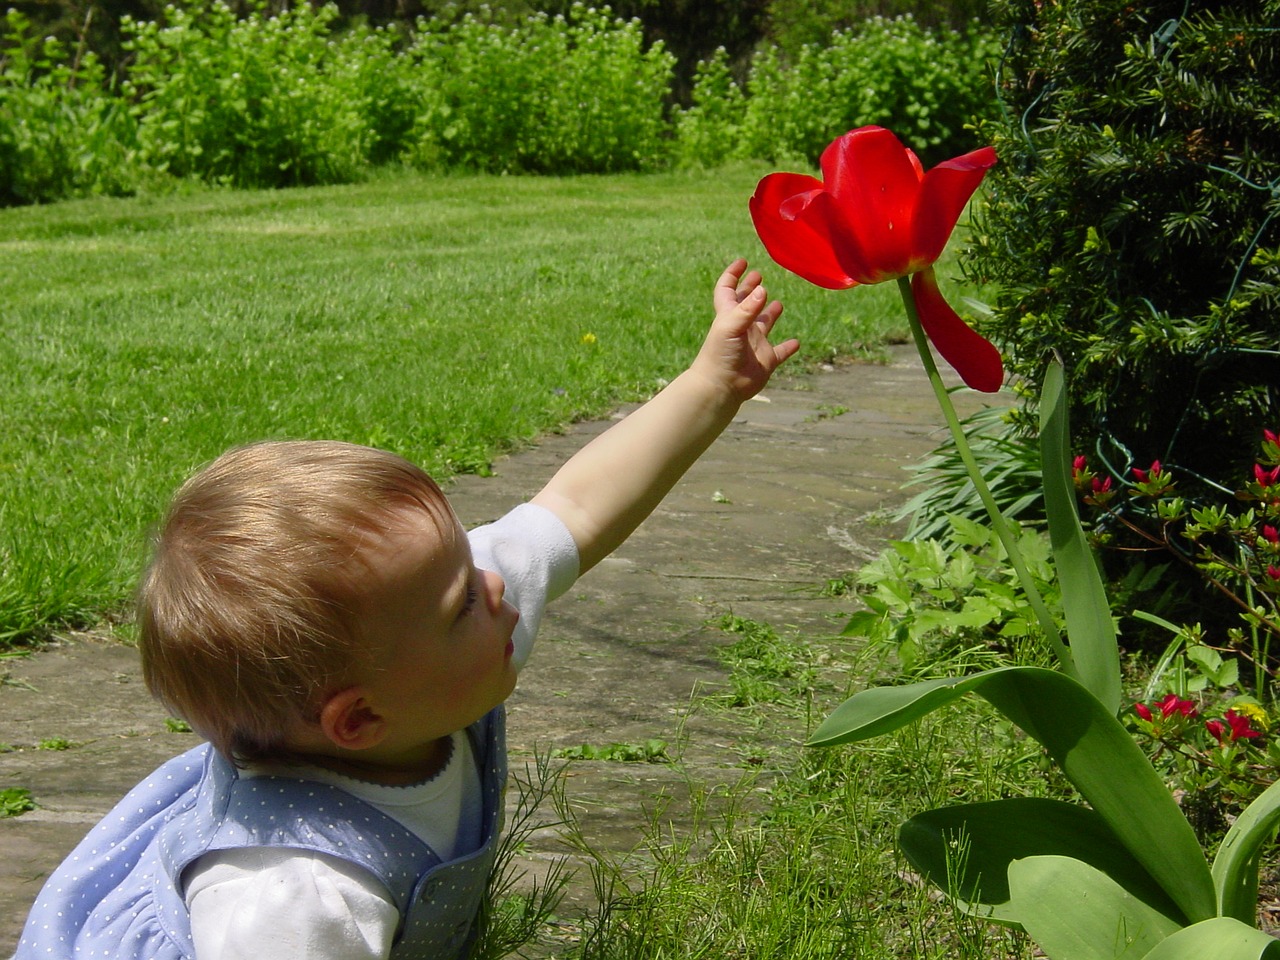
531;258;800;574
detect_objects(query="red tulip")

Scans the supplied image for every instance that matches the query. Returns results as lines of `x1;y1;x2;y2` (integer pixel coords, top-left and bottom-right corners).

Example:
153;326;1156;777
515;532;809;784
750;126;1002;392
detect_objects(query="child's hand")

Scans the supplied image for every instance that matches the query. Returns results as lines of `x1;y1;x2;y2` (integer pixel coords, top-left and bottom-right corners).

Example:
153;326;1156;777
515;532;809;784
691;258;800;403
532;258;798;573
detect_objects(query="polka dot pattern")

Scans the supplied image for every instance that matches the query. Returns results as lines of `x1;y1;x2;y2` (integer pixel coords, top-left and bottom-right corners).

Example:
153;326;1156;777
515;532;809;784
15;709;509;960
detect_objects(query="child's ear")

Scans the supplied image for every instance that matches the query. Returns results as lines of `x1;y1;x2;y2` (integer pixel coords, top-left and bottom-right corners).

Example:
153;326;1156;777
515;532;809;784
318;686;387;751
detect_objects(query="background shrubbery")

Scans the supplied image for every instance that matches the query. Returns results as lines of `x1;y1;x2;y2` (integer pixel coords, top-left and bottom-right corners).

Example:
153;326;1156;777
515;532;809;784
0;1;999;202
406;8;674;174
0;11;138;205
676;15;999;169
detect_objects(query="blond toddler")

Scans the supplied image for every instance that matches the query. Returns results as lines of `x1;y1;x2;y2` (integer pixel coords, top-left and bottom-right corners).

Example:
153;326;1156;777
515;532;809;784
16;260;798;960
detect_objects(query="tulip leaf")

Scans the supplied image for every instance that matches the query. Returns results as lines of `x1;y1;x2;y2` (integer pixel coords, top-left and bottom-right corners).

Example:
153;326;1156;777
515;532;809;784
1213;777;1280;924
899;798;1184;925
809;666;1216;922
1008;855;1183;960
1040;360;1122;715
1138;918;1280;960
808;673;982;746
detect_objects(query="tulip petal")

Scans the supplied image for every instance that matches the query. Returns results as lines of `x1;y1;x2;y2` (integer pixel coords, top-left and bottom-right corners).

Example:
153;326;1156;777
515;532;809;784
910;267;1003;393
913;146;998;266
750;172;858;290
821;127;922;279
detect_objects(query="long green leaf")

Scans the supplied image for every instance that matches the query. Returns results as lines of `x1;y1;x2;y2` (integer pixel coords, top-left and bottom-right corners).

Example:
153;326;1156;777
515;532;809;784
1008;855;1183;960
1138;918;1280;960
808;673;985;746
809;666;1216;922
899;798;1185;925
1213;777;1280;923
1040;361;1122;714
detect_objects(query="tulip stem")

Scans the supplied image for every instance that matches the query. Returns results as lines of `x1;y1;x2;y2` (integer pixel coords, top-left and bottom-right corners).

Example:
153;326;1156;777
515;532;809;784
897;277;1076;676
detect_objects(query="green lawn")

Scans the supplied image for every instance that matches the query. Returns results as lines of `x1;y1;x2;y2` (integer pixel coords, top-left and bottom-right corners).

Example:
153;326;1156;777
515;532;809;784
0;165;931;645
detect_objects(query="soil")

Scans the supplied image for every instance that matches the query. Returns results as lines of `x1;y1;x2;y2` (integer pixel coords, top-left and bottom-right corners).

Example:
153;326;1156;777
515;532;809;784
0;346;971;953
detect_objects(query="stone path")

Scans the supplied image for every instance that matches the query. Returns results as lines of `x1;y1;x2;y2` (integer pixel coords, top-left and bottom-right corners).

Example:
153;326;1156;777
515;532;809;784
0;346;978;953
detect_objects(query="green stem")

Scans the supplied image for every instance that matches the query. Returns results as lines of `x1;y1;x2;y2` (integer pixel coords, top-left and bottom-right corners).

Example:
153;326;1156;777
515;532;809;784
898;277;1075;675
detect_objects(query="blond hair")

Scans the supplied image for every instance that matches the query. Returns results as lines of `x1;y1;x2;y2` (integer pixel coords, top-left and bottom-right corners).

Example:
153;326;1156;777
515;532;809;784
138;440;451;764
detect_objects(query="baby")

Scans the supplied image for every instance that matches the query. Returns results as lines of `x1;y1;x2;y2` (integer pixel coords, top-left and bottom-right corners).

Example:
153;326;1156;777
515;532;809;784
16;259;798;960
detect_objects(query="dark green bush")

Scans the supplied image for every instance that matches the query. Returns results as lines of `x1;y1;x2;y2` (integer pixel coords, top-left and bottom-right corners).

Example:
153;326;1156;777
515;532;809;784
967;0;1280;496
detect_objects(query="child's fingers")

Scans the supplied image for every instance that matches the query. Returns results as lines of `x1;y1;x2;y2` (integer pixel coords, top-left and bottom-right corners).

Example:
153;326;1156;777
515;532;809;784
717;284;770;335
771;336;802;367
753;297;784;332
734;270;764;302
713;258;750;312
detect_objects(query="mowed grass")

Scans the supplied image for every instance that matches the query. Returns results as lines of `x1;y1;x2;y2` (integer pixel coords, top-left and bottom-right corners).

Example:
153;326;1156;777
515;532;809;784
0;165;926;646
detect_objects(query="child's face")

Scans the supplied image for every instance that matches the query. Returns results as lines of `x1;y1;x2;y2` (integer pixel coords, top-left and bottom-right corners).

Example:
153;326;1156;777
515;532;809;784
354;505;520;765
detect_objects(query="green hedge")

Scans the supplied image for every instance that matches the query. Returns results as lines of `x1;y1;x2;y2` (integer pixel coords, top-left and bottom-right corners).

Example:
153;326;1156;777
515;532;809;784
677;15;1001;170
405;8;674;174
1;2;999;203
0;11;139;205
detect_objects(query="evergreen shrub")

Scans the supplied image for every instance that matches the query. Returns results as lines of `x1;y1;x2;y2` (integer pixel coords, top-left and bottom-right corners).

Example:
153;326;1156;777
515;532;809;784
966;0;1280;498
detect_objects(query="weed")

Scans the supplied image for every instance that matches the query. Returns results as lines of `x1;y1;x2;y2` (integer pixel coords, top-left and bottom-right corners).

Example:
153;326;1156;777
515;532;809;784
0;787;36;818
551;740;670;763
36;737;72;751
711;613;816;707
471;750;574;960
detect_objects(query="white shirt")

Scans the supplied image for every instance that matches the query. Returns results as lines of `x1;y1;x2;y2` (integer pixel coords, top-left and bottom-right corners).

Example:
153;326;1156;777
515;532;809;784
184;504;578;960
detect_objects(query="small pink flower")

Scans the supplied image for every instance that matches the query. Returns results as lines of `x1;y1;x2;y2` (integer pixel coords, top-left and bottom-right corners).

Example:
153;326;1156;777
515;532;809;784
1264;525;1279;545
1267;565;1280;582
1157;694;1198;719
1206;710;1262;744
1132;460;1162;484
1084;474;1115;507
1256;463;1280;487
1135;702;1153;722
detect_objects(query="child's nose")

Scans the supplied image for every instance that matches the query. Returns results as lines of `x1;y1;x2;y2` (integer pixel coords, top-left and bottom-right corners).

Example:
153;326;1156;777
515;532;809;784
482;568;506;612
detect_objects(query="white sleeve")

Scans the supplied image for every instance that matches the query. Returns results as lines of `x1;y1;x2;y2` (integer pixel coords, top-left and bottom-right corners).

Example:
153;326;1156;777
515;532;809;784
468;502;579;669
186;848;399;960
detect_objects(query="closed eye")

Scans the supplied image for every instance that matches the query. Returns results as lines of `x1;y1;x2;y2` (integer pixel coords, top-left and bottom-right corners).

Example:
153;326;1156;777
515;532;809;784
459;584;480;617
